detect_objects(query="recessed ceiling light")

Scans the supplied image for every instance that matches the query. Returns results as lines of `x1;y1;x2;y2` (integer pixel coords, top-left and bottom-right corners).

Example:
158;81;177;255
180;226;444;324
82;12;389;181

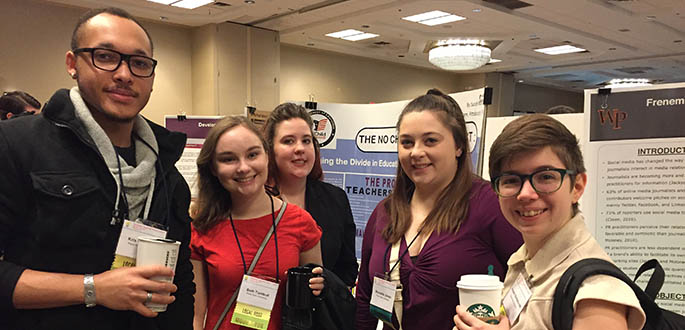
148;0;177;4
488;58;502;63
325;29;379;41
343;33;379;41
171;0;214;9
402;10;465;26
534;45;587;55
517;80;524;83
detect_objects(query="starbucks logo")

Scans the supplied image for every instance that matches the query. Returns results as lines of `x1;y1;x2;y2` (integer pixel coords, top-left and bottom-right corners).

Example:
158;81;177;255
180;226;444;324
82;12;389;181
467;304;498;324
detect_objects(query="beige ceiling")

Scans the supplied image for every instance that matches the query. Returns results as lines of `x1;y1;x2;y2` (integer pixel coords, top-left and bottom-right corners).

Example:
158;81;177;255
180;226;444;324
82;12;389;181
43;0;685;91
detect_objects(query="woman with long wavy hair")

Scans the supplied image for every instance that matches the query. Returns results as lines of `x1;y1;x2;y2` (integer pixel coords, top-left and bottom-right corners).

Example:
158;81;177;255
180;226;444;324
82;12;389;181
355;89;523;330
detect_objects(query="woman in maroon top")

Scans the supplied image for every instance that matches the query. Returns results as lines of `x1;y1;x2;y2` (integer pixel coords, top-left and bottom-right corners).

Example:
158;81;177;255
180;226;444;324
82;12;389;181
355;89;522;330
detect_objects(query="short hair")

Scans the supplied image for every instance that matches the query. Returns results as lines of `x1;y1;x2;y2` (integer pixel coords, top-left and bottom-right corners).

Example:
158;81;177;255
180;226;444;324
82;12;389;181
71;7;154;54
193;115;269;233
0;91;41;120
262;103;324;189
383;88;474;243
545;105;577;114
488;114;585;212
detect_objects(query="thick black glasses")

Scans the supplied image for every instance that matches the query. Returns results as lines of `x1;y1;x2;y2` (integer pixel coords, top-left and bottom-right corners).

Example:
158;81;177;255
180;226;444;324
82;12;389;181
492;168;576;198
73;48;157;78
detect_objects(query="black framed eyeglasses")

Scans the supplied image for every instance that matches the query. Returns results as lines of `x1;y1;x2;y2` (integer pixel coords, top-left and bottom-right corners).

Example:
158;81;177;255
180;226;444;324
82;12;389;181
492;168;577;198
73;47;157;78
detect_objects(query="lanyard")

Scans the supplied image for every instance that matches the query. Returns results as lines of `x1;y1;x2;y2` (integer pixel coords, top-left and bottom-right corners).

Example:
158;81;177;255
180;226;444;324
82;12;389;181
229;192;280;281
383;229;422;278
112;147;131;223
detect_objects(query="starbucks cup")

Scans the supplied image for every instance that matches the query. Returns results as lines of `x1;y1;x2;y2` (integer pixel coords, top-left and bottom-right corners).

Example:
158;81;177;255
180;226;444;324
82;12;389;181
457;274;503;324
136;237;180;312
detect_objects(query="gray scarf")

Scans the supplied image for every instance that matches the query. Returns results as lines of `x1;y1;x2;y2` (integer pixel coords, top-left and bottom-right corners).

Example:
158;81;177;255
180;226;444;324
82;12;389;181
70;87;158;220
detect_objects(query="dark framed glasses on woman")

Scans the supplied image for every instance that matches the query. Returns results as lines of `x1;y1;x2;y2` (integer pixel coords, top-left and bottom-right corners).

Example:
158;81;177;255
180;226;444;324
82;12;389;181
492;168;576;198
73;47;157;78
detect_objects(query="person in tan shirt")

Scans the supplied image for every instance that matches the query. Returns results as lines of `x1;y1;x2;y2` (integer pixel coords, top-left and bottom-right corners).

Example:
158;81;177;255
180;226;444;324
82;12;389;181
453;114;645;330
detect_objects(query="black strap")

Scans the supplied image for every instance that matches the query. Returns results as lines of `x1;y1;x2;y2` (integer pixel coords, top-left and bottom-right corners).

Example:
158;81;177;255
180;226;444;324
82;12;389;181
552;258;664;330
212;202;288;330
633;258;664;300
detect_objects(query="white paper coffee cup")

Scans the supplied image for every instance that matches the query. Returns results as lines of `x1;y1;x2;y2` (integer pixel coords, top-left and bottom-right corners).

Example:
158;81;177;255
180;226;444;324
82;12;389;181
136;237;180;312
457;274;503;324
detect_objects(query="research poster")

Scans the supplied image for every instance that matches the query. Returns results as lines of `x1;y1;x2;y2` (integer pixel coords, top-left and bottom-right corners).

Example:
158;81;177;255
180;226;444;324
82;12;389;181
584;83;685;315
303;88;487;258
165;115;223;197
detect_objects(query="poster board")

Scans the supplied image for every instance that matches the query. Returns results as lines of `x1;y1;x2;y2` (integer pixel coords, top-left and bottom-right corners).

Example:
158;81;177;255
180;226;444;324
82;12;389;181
165;115;223;197
583;82;685;315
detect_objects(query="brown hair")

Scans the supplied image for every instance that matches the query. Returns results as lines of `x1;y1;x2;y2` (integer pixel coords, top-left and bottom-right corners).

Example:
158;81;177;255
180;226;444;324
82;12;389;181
262;103;323;190
193;115;269;233
383;89;474;243
488;113;586;212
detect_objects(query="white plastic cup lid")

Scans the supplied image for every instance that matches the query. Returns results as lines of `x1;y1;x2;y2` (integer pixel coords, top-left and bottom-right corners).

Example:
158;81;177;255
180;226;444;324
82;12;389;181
456;274;503;290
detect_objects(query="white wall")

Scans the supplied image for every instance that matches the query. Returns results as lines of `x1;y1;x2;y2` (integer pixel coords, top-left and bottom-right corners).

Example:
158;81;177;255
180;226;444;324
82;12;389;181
0;0;193;125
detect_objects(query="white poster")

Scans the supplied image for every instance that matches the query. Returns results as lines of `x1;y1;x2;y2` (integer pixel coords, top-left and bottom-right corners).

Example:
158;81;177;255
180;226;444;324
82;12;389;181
165;115;223;197
583;83;685;315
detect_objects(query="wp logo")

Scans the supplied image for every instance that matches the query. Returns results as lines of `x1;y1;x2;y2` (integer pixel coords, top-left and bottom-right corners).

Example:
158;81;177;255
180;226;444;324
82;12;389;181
597;108;628;130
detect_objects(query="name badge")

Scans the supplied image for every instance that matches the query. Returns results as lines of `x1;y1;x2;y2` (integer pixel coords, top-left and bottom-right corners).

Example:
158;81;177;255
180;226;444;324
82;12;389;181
369;275;397;323
502;273;532;325
231;274;279;330
111;219;167;269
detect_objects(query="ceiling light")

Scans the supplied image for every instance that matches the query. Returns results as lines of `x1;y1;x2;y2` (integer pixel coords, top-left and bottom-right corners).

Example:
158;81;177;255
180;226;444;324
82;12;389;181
428;40;491;71
172;0;214;9
402;10;465;26
344;33;380;41
604;78;652;89
326;29;379;41
147;0;177;4
488;58;502;63
534;45;586;55
326;29;361;38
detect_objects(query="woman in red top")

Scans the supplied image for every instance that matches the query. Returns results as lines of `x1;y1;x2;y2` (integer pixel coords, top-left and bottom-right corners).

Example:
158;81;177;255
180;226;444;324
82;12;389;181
190;116;324;330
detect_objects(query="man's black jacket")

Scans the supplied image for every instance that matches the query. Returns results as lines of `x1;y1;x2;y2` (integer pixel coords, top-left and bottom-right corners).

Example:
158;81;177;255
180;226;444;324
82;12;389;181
0;89;195;329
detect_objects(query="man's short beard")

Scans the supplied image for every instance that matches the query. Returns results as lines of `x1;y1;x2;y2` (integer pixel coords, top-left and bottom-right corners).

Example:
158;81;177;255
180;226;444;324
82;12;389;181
85;100;138;124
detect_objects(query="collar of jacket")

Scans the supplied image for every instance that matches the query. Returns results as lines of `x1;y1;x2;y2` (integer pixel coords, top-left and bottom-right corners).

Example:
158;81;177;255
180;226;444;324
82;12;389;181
42;89;187;174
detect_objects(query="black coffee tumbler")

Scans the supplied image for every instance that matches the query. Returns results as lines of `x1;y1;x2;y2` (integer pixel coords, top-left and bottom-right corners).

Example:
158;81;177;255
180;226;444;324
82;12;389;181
286;266;315;309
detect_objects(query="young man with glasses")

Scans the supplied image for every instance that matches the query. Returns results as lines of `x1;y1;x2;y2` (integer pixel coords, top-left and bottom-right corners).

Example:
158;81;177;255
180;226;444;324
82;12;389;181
453;114;645;330
0;7;194;330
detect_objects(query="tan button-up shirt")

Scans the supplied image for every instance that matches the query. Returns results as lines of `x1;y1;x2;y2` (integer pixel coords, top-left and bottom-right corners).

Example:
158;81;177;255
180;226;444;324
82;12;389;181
503;213;646;330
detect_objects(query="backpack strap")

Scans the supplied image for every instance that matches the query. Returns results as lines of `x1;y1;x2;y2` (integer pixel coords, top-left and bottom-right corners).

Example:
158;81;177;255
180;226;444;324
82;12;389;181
633;259;665;300
552;258;663;330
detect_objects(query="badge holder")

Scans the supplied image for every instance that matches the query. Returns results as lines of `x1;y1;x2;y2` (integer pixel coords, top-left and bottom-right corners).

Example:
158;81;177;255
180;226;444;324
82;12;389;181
111;217;168;269
370;273;399;330
231;274;279;330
